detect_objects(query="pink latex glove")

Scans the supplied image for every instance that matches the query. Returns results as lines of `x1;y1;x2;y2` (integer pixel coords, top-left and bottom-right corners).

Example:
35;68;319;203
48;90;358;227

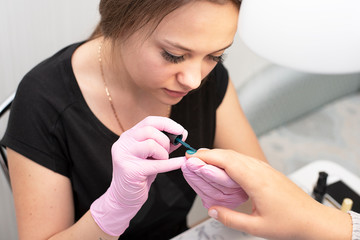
90;116;188;236
182;157;248;209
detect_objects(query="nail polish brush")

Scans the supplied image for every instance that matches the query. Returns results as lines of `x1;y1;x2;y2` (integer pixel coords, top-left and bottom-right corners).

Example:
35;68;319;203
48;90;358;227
163;131;197;152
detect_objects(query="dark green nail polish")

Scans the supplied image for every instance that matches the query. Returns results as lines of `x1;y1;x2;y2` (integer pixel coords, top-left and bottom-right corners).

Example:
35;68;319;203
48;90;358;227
186;150;196;155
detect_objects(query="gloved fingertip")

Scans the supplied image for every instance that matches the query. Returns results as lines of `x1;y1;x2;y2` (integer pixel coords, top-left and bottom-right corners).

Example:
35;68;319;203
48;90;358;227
186;157;206;170
181;163;188;172
208;209;218;219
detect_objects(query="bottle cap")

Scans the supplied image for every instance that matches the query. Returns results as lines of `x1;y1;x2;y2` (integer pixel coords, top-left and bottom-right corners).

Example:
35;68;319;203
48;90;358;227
341;198;353;212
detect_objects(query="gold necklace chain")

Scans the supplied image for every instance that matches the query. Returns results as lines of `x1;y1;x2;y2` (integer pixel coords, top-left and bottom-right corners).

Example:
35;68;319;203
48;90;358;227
98;40;172;133
98;41;125;132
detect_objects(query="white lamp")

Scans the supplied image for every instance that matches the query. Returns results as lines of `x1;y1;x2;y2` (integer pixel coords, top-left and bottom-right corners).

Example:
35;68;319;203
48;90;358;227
238;0;360;74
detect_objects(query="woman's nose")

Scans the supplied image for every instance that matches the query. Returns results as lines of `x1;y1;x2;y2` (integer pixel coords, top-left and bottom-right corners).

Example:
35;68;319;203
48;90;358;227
176;64;202;90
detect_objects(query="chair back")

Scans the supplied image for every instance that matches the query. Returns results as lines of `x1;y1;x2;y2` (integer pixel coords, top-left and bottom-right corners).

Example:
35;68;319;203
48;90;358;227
0;92;15;186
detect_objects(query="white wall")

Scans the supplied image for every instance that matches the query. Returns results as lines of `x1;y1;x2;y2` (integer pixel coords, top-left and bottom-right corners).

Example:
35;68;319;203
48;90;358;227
0;0;100;103
0;1;269;238
224;33;270;89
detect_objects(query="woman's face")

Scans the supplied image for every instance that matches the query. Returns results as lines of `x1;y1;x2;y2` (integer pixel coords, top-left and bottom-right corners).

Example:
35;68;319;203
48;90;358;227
118;1;239;105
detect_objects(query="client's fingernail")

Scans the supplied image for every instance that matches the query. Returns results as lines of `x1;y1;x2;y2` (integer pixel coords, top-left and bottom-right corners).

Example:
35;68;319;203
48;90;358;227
208;209;218;219
186;150;196;155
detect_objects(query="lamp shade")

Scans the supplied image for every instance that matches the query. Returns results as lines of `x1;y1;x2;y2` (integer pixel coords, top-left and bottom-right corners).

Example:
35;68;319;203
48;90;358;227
238;0;360;74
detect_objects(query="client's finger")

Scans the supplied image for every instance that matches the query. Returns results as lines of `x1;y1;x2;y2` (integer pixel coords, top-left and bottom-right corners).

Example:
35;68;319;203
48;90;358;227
208;206;259;236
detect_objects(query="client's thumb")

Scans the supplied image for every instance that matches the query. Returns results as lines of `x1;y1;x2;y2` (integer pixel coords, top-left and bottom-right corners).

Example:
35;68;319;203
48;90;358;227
208;206;253;233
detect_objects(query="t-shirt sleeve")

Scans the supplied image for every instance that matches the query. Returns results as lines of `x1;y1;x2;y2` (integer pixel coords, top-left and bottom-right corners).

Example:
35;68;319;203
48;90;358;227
349;211;360;240
1;73;70;177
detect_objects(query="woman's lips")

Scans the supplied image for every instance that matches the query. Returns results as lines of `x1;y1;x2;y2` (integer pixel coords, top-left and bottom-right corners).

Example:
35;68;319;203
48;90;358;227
164;88;189;98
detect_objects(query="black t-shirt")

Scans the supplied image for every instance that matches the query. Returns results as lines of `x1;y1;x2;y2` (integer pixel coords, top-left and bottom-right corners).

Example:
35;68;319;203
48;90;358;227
1;42;229;239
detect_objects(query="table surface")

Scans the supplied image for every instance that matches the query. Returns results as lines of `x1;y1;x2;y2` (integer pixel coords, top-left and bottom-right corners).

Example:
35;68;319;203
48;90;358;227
171;160;360;240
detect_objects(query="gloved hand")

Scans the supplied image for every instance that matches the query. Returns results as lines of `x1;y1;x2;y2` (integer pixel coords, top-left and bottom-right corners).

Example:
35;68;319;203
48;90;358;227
90;116;188;236
182;156;248;209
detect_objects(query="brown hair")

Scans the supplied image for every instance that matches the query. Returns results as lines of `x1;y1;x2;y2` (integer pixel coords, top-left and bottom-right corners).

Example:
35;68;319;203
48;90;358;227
89;0;241;41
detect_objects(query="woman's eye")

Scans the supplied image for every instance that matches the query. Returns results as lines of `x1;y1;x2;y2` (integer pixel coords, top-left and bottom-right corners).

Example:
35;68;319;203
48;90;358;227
161;51;185;64
209;54;225;63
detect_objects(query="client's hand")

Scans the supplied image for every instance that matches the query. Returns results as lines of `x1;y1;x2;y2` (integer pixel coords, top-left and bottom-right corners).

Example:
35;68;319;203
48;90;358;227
182;154;248;209
90;116;187;236
191;149;352;240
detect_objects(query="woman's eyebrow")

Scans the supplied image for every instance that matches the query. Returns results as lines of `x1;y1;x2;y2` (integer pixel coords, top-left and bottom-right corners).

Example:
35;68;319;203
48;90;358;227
163;39;233;53
164;40;192;51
